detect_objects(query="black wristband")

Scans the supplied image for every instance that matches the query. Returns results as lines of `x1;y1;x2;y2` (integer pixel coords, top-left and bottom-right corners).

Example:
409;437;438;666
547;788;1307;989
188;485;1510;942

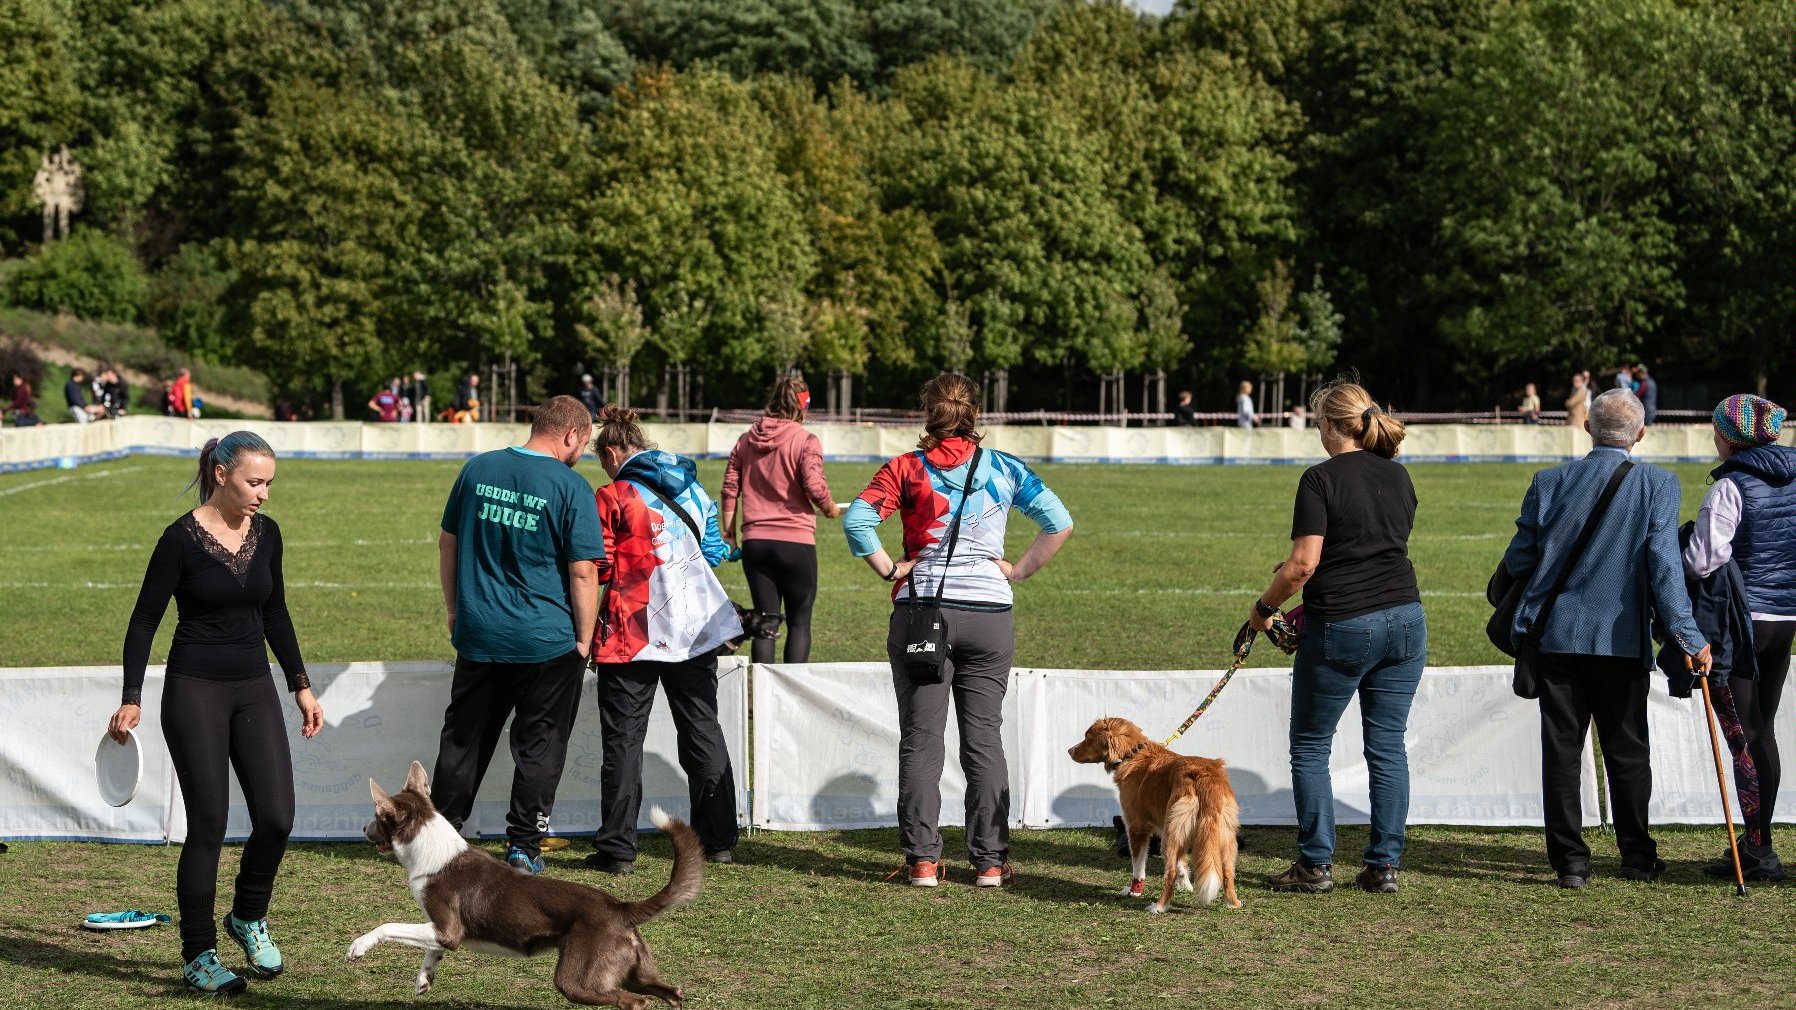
1254;598;1279;619
883;561;899;582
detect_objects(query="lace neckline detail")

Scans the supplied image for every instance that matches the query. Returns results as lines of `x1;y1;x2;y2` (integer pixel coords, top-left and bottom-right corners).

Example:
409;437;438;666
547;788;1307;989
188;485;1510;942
183;512;263;584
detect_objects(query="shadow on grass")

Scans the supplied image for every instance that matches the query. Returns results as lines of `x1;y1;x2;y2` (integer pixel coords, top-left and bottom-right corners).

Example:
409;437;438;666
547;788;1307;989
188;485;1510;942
0;923;546;1010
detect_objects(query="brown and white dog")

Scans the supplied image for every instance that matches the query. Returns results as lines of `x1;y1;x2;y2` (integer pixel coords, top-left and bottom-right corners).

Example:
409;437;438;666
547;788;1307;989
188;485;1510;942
347;761;701;1009
1068;717;1241;912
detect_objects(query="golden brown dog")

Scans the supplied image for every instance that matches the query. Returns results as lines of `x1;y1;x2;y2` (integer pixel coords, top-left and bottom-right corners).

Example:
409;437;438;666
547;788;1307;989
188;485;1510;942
1069;717;1241;912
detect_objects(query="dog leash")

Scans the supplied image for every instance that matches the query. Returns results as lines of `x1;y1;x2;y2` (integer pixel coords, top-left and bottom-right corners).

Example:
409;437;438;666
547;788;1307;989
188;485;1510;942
1162;615;1298;747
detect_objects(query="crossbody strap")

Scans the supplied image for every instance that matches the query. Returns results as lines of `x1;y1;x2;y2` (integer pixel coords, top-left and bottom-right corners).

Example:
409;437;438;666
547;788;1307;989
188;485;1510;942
913;447;982;604
1530;459;1634;640
626;477;704;542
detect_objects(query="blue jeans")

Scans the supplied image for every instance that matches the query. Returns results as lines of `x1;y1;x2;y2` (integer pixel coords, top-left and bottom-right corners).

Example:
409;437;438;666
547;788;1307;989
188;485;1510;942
1288;601;1427;868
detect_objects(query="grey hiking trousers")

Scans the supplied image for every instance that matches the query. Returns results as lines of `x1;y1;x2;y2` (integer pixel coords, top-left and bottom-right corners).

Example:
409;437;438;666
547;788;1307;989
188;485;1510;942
886;605;1015;870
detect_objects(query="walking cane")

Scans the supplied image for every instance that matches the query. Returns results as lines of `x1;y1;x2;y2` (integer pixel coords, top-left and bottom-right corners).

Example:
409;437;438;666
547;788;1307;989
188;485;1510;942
1691;654;1748;897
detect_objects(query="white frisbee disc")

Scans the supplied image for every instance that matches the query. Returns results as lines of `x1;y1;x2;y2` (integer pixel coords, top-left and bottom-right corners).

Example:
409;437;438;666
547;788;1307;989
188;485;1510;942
95;728;143;807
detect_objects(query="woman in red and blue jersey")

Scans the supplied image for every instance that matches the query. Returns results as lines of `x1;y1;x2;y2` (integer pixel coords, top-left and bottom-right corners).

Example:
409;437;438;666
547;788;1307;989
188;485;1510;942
843;372;1073;887
585;407;743;873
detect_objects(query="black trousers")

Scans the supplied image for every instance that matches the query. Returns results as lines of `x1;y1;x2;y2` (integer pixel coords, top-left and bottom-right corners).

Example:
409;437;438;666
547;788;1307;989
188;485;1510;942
592;655;739;860
741;539;818;664
1538;653;1656;873
430;649;585;856
162;674;295;962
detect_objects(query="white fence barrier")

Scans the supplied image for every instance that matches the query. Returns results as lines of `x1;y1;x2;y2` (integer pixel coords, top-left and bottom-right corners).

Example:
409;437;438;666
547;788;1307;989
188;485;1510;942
755;664;1600;831
35;660;1796;843
0;660;748;843
5;415;1778;474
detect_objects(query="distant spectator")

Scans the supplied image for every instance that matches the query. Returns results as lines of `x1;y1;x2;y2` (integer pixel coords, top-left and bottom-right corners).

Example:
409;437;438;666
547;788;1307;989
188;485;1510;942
1634;365;1658;425
453;373;481;423
1519;383;1542;424
578;373;606;421
9;371;33;424
1289;404;1308;430
1237;381;1256;429
12;398;40;427
1171;390;1199;427
1566;373;1589;430
368;384;400;422
95;367;128;418
273;398;295;423
1581;371;1595;411
1615;368;1635;391
66;367;102;424
410;370;431;422
171;368;195;418
399;397;414;423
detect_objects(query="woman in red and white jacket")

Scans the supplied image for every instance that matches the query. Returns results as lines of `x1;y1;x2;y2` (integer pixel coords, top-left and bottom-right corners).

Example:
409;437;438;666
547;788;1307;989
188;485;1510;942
584;407;742;874
720;376;840;663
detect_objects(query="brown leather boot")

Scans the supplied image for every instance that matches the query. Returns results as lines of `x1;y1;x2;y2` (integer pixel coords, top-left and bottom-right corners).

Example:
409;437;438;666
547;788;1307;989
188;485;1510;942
1267;859;1333;893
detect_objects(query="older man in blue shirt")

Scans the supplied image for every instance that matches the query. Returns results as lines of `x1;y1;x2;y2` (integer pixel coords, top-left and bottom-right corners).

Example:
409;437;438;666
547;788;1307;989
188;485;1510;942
1502;389;1712;888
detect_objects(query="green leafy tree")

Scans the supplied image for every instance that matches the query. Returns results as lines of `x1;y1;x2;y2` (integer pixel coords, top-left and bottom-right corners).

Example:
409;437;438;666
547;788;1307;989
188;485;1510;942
144;243;234;359
600;0;874;87
575;274;648;407
858;0;1055;85
0;0;80;249
1426;0;1687;375
1293;0;1492;403
584;66;815;405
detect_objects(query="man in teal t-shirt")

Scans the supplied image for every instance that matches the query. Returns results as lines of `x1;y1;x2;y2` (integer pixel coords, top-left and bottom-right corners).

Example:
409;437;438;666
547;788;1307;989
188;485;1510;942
431;396;604;873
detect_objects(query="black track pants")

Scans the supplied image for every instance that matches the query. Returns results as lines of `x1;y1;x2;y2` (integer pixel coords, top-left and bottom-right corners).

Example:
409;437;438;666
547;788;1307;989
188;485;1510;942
740;539;819;664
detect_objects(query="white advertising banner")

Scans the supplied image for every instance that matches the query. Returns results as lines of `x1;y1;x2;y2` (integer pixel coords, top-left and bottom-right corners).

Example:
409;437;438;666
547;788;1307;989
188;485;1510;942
1;659;748;843
757;663;1601;831
750;662;1026;831
1642;676;1796;825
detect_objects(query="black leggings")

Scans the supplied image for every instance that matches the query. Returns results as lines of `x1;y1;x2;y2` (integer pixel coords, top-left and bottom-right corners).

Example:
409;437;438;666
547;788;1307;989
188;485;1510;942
741;540;818;664
162;674;295;962
1737;622;1793;849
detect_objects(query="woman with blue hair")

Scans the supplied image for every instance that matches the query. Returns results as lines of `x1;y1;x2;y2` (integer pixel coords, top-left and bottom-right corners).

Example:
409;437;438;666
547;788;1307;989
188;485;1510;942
106;431;324;994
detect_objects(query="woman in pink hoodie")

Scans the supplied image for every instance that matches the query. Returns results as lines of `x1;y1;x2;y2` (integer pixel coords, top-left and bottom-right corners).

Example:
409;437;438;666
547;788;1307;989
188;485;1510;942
720;376;840;663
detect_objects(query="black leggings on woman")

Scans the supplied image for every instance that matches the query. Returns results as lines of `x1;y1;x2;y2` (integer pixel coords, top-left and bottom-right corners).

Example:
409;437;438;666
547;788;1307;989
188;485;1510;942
740;540;818;664
1712;621;1794;854
162;674;295;962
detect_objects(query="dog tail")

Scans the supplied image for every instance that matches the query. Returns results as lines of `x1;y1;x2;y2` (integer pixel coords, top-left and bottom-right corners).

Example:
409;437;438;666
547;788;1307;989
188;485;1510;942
624;807;705;926
1190;776;1240;907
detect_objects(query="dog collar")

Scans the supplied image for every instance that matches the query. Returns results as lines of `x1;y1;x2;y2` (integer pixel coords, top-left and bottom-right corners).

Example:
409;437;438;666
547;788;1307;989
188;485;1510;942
1105;741;1149;773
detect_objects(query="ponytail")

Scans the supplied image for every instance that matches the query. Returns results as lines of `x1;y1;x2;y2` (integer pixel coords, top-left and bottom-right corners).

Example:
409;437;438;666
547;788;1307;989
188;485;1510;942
184;430;275;503
764;375;809;421
1310;376;1405;459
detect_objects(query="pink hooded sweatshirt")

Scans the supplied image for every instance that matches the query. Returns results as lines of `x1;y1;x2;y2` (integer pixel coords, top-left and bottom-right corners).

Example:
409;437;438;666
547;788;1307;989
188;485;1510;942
721;418;835;544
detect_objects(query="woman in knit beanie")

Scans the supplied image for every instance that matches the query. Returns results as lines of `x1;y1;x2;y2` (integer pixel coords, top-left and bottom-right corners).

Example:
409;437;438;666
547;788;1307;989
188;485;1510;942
1685;393;1796;881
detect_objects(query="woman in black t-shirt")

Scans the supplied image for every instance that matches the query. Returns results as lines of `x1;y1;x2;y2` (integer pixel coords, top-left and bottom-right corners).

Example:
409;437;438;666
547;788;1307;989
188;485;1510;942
106;432;323;995
1247;378;1426;897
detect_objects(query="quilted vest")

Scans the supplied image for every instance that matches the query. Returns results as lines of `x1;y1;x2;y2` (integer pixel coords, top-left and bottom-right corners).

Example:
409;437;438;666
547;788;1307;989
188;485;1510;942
1716;444;1796;617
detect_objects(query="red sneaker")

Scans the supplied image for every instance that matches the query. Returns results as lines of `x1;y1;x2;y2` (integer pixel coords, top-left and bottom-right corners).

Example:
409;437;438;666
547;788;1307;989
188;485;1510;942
975;862;1014;888
907;860;940;888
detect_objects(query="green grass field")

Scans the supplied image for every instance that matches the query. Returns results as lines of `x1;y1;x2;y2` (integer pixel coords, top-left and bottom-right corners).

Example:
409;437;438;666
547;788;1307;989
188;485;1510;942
0;454;1723;669
3;455;1791;1010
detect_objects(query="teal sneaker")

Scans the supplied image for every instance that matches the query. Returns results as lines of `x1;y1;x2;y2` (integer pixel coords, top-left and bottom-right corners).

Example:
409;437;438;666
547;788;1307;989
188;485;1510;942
222;913;284;978
183;949;248;995
506;844;545;874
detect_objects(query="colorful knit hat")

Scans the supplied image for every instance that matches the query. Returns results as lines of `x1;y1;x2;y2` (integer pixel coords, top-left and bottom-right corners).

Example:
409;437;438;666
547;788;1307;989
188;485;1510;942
1714;394;1785;447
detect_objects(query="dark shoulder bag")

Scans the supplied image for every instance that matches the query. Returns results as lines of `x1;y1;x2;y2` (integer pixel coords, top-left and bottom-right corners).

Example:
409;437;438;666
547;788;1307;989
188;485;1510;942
1493;460;1634;698
898;448;983;685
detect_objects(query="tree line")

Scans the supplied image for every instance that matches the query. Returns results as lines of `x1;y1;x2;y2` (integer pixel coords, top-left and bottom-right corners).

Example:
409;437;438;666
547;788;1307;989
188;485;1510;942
1;0;1792;417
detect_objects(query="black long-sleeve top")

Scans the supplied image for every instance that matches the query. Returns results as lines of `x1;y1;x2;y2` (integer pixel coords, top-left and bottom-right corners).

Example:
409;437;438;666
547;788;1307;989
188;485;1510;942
121;512;309;705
